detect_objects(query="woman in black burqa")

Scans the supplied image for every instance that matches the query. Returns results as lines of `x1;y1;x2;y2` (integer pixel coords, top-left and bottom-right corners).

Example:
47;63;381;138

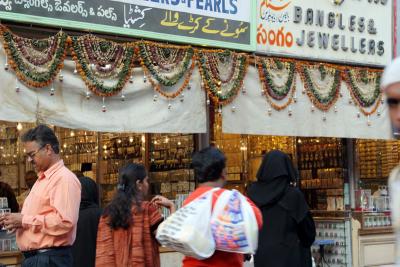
247;150;316;267
72;176;102;267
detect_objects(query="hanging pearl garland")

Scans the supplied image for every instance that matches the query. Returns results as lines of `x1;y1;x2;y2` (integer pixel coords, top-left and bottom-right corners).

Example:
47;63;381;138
50;85;55;96
102;97;106;112
70;34;135;97
299;64;341;112
0;25;69;88
344;68;382;117
15;78;20;93
197;49;248;106
258;57;297;112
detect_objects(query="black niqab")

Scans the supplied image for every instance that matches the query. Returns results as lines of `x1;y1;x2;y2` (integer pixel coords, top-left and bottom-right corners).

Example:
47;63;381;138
72;177;102;267
247;150;315;267
79;177;99;210
248;150;296;207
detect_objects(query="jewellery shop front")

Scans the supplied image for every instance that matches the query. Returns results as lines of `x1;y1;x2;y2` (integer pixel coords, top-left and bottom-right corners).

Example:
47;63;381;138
206;0;397;266
0;0;254;264
0;28;205;266
0;1;397;267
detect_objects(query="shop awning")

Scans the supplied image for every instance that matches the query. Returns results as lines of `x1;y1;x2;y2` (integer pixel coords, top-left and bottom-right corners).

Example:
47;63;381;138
0;43;207;134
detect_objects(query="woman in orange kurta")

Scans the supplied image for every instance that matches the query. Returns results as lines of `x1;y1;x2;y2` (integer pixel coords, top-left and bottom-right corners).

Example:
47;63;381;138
95;163;175;267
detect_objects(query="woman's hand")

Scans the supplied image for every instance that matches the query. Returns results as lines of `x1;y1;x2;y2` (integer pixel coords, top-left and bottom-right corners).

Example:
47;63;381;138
151;195;176;213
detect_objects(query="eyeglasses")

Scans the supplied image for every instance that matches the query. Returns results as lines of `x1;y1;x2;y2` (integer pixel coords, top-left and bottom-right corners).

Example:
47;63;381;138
387;98;400;108
26;145;46;160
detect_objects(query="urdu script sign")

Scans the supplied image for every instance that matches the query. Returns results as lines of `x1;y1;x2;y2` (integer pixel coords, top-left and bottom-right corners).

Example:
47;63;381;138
256;0;393;66
0;0;254;51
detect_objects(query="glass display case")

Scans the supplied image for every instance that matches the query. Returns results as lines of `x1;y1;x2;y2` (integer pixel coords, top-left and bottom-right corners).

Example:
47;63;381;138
149;133;195;216
353;212;392;231
298;138;348;211
312;216;352;267
212;114;247;193
0;124;19;192
100;133;145;205
0;197;18;252
55;128;98;179
355;139;399;197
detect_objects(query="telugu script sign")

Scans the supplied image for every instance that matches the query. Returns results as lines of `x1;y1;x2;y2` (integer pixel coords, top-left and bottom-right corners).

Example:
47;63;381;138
256;0;393;66
0;0;254;51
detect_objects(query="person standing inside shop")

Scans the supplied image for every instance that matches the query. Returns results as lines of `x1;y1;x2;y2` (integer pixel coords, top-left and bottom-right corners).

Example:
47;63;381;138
96;163;175;267
0;124;81;267
381;58;400;265
247;150;316;267
72;176;102;267
17;170;38;208
182;147;263;267
0;170;19;212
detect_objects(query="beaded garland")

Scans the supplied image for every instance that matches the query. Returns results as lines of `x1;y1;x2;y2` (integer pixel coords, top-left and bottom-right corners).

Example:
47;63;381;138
258;57;296;111
0;22;387;122
0;25;69;88
344;68;382;116
138;41;195;99
139;41;194;86
70;35;135;97
299;64;341;112
197;49;248;106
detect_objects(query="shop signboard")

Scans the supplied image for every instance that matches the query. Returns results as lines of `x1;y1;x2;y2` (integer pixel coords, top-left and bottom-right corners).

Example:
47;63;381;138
0;0;255;51
256;0;393;66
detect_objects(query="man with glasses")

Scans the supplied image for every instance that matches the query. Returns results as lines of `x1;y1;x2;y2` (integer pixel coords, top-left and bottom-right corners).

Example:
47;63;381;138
381;58;400;266
0;124;81;267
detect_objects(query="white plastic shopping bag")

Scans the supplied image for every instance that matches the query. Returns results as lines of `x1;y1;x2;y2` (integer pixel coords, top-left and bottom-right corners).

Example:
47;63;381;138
210;189;258;254
156;188;218;259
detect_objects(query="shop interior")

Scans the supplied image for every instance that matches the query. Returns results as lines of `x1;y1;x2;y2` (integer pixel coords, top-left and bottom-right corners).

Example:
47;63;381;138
0;113;396;266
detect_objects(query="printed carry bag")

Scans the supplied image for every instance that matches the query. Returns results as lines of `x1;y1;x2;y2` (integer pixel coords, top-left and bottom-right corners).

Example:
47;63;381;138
210;189;258;254
156;188;217;260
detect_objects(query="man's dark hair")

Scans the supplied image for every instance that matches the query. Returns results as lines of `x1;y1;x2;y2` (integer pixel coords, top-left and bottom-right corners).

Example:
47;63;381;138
192;147;226;183
21;124;60;154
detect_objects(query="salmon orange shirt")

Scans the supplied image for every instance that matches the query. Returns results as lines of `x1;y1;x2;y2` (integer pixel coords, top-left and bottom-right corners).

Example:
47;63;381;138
16;160;81;251
182;186;263;267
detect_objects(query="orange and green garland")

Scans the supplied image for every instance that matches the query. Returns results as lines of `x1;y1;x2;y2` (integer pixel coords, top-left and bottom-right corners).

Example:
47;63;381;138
197;49;248;106
138;41;195;99
258;57;296;111
0;24;386;120
0;25;69;88
299;63;341;112
344;68;382;116
70;35;135;97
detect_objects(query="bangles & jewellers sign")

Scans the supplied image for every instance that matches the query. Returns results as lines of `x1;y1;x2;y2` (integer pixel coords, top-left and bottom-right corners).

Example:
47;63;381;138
256;0;393;67
0;0;254;51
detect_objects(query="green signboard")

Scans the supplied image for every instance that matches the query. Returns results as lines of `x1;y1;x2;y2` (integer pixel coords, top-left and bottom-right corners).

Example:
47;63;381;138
0;0;255;51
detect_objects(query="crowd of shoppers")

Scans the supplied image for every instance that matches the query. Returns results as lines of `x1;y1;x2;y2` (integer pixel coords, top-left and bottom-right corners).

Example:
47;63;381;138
0;125;317;267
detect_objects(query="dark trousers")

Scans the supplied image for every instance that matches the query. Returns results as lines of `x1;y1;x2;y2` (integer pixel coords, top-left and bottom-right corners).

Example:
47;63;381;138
22;247;72;267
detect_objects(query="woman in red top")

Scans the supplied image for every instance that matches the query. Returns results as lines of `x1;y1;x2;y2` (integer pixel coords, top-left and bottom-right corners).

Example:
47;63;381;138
182;147;263;267
96;163;175;267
